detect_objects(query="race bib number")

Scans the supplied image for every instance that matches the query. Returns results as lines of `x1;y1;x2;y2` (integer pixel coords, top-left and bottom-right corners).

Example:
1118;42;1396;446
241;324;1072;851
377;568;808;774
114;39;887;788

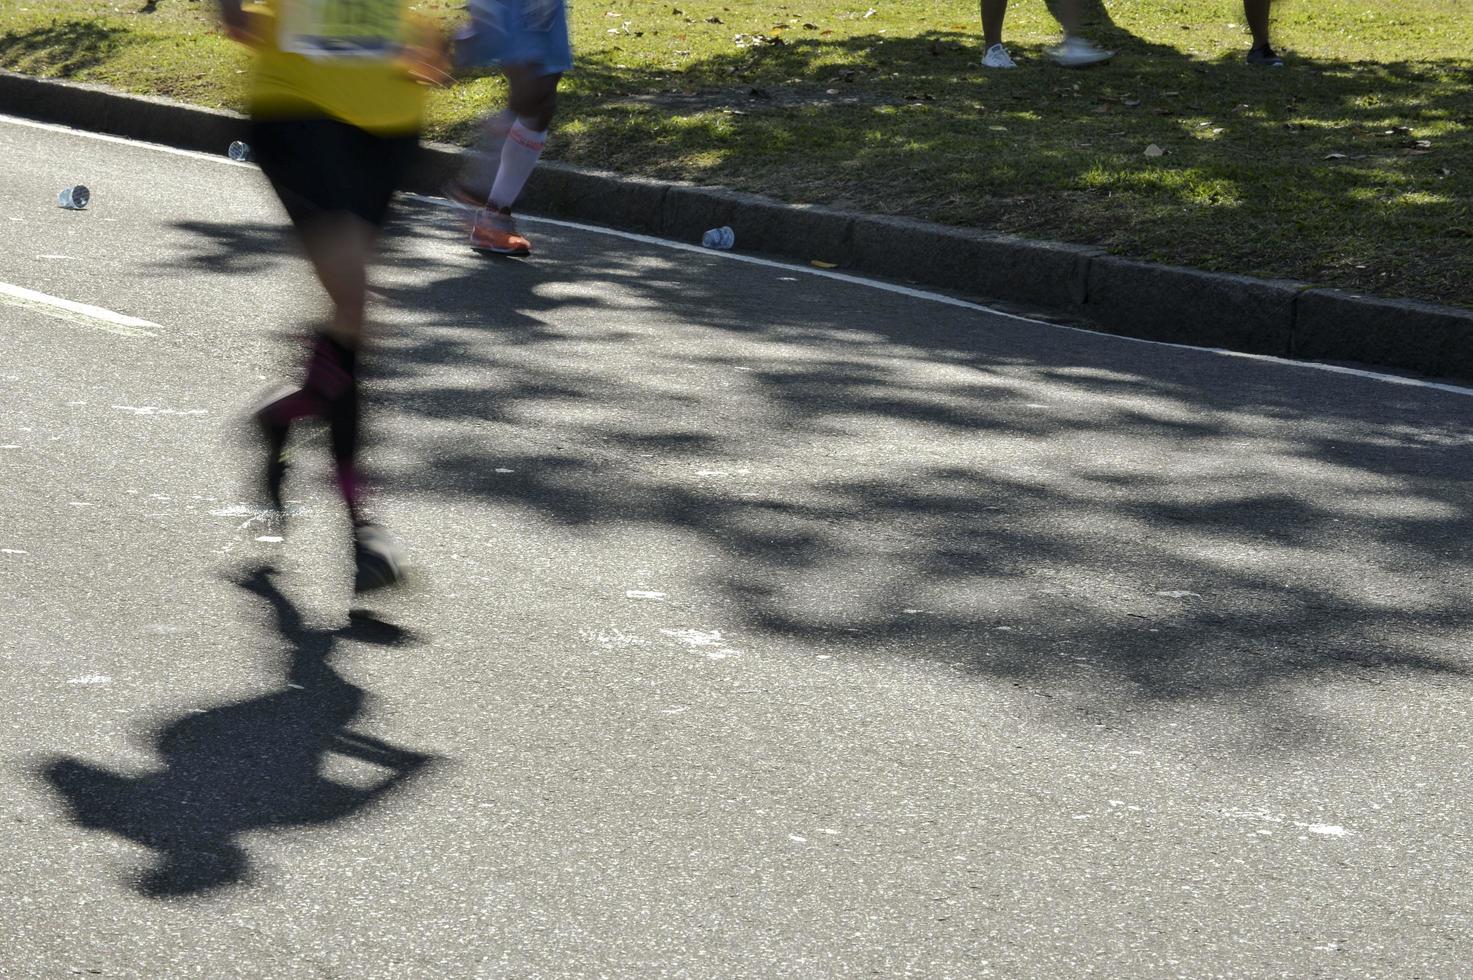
279;0;406;59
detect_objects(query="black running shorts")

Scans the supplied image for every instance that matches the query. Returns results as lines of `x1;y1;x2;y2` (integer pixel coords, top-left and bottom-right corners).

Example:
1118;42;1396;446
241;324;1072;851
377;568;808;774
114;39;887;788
250;117;419;231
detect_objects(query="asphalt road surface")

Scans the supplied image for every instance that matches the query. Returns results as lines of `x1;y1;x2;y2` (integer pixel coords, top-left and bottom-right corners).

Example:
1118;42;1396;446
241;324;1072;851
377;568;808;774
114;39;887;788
2;114;1471;979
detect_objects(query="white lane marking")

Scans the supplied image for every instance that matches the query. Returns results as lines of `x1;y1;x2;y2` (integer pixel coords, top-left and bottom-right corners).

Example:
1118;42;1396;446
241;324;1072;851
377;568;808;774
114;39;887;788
4;113;1468;399
111;404;206;416
1299;822;1351;837
0;281;159;338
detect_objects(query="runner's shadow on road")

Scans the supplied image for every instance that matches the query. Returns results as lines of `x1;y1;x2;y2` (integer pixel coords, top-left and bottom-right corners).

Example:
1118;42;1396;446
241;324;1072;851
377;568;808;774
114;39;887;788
34;566;437;899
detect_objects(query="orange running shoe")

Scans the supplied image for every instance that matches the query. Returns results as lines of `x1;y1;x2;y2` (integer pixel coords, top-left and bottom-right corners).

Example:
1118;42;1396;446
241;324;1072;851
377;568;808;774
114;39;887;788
469;208;532;256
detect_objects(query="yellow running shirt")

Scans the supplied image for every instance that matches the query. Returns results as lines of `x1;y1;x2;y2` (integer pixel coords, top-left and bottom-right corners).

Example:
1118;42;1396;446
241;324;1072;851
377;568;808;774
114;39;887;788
246;0;425;135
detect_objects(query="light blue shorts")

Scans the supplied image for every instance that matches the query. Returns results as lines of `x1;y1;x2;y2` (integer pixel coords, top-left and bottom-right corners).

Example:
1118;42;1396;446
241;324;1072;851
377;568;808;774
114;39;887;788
455;0;573;76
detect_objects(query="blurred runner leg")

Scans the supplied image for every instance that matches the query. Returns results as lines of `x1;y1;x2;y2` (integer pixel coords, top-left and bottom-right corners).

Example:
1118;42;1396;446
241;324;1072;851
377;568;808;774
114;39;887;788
221;0;437;593
449;0;573;255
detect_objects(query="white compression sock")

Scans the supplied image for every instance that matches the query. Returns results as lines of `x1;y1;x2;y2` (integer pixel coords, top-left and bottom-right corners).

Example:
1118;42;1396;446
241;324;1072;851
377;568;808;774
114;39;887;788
461;109;516;198
488;119;547;211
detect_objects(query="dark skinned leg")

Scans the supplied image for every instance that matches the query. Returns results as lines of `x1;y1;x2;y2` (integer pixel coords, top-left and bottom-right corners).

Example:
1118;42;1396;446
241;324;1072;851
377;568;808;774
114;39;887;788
1244;0;1272;47
980;0;1005;49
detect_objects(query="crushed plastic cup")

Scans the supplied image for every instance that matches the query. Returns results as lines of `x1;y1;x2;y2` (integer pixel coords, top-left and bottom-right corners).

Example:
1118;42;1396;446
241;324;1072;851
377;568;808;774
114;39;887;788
228;140;253;162
57;185;90;210
702;226;735;250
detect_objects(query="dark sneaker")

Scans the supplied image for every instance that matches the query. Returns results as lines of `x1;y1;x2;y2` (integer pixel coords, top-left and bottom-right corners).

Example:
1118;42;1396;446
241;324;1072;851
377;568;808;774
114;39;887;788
353;523;406;594
1247;44;1285;68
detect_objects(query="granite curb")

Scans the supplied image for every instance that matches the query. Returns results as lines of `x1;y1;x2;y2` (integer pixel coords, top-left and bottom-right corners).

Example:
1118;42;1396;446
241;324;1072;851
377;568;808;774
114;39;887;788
5;70;1471;381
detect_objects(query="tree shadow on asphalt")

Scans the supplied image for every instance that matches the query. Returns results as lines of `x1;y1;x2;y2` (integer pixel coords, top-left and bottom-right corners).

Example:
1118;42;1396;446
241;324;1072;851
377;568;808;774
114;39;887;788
165;202;1473;747
34;566;437;898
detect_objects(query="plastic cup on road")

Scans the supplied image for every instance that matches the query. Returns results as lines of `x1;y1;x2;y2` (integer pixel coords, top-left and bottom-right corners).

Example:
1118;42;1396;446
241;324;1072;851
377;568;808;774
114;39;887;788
702;226;735;250
57;185;90;210
228;140;253;162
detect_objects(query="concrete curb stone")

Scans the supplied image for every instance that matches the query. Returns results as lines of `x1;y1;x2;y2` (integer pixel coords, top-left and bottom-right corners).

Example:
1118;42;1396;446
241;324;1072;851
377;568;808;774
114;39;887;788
848;215;1099;310
524;163;670;235
0;70;249;152
4;69;1472;382
1085;257;1304;357
1296;289;1473;378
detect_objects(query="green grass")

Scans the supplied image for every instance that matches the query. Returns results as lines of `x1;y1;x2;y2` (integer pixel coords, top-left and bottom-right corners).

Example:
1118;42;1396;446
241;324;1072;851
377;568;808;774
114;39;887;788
3;0;1472;307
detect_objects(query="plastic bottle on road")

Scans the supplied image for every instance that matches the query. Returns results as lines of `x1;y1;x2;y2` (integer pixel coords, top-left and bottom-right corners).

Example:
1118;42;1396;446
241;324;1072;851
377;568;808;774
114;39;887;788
228;141;253;162
702;226;735;250
57;185;90;210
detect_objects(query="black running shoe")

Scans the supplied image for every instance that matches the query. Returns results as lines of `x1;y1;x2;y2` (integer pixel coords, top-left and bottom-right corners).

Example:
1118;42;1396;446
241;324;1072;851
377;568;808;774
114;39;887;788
1247;44;1285;68
353;523;406;594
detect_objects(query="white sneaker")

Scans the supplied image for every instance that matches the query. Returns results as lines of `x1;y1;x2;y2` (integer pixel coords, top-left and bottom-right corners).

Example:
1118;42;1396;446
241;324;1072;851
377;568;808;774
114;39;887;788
981;43;1017;69
1049;36;1114;67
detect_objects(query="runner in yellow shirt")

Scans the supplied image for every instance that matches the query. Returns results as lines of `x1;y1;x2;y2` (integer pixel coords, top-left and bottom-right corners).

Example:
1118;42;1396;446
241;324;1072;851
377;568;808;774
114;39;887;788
220;0;444;593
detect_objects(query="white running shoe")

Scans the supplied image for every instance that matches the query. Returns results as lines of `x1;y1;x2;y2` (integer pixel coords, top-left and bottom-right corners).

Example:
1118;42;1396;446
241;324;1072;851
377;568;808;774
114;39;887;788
981;43;1017;69
1049;36;1114;68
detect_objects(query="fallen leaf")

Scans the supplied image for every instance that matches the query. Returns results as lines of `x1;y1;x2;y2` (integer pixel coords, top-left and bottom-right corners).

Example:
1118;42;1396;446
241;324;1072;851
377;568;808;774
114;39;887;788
1324;152;1348;160
810;259;838;269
